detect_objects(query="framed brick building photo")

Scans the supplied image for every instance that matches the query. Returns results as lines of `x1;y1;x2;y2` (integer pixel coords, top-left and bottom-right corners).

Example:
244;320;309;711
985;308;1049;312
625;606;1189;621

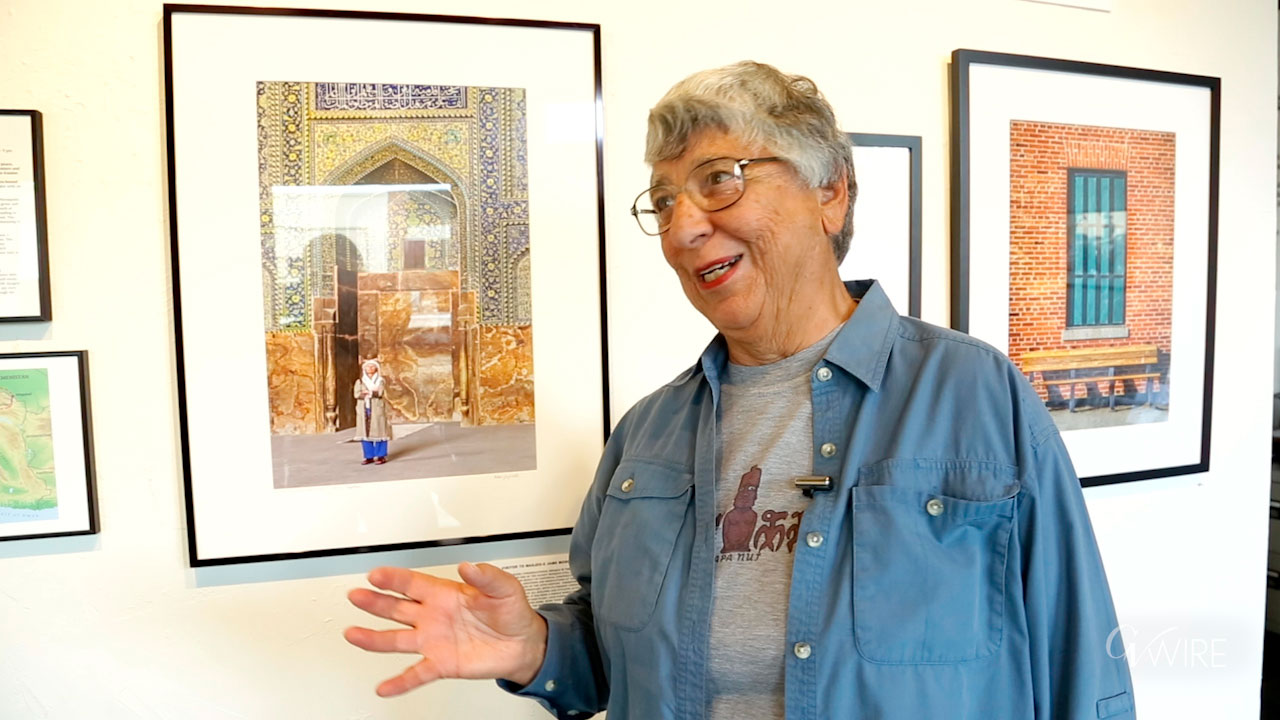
1008;121;1174;431
951;50;1219;486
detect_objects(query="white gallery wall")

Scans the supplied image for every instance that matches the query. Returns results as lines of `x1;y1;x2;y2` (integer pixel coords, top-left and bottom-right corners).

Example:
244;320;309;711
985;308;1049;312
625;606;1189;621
0;0;1274;717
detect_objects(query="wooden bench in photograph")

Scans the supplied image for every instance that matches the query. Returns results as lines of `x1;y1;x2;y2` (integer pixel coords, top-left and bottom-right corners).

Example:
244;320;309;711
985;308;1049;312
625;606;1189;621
1018;344;1161;413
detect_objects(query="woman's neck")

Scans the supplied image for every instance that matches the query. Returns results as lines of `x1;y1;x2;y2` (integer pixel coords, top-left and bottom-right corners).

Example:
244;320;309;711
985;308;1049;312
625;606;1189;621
724;280;856;366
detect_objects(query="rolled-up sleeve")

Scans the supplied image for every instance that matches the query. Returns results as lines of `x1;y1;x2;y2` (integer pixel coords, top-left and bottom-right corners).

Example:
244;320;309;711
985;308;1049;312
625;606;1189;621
1020;421;1137;719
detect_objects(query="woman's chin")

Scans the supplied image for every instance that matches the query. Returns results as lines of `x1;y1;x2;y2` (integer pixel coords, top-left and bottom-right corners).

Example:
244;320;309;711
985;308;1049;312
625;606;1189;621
700;303;761;338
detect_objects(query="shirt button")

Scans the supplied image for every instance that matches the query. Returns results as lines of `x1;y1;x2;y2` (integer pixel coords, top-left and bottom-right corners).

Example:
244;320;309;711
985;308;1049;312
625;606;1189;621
793;641;813;659
926;497;945;516
544;679;558;692
816;366;833;382
620;478;635;493
820;442;837;458
806;532;824;548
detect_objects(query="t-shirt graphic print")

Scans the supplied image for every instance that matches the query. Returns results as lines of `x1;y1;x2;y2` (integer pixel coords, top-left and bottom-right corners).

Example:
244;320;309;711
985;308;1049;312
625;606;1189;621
707;325;841;720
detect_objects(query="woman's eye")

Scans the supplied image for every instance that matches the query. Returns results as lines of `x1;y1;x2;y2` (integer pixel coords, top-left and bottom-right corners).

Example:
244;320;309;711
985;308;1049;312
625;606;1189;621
652;193;675;212
706;170;734;186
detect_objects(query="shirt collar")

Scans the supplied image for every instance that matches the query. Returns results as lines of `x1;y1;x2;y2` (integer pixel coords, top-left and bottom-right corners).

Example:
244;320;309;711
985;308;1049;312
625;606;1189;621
824;279;899;392
694;279;900;395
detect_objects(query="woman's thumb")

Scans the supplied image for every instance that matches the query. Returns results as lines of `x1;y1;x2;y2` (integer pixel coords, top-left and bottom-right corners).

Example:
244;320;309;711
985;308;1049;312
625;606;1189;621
458;561;523;600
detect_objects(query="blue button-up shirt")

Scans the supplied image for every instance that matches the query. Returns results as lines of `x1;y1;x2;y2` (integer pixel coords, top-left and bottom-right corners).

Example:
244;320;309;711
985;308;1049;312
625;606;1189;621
505;280;1136;719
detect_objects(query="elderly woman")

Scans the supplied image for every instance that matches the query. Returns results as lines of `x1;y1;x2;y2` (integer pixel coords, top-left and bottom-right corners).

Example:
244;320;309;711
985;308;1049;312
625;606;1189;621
345;62;1135;719
354;359;391;465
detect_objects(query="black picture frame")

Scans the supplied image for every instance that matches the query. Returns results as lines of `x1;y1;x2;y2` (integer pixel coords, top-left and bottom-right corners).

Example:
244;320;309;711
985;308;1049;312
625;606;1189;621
164;4;609;565
0;350;98;542
949;49;1219;486
0;109;52;323
844;132;922;317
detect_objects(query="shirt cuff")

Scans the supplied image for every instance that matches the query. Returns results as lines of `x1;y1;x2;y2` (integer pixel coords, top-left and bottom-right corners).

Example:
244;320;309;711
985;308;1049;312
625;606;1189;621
495;609;592;719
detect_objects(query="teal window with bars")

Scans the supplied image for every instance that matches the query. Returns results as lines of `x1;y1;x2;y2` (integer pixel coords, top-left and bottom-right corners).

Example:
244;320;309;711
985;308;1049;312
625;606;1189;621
1067;170;1127;327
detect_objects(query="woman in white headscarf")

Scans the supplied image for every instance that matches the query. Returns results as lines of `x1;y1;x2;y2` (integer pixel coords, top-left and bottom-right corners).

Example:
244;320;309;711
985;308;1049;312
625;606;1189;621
353;359;391;465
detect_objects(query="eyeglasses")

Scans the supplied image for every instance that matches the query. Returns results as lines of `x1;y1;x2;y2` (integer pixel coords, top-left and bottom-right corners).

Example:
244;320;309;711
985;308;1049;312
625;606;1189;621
629;156;782;236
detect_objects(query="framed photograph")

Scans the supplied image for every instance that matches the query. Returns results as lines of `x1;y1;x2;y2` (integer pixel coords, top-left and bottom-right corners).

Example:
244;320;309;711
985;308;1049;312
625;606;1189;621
950;49;1218;485
0;351;98;542
841;133;921;317
164;5;607;565
0;110;51;322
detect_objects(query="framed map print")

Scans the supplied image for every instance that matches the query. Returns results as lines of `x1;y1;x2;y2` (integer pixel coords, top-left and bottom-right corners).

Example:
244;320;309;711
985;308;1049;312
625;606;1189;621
0;351;98;542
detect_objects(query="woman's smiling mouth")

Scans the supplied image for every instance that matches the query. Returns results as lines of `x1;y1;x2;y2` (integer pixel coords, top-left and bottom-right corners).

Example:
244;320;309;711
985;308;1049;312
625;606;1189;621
697;255;742;285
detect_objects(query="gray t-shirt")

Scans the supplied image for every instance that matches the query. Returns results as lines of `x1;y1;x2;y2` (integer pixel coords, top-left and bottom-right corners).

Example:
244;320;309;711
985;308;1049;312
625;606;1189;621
708;327;840;720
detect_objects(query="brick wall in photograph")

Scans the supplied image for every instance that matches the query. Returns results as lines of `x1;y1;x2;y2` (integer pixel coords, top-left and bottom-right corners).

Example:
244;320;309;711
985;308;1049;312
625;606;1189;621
1008;121;1175;399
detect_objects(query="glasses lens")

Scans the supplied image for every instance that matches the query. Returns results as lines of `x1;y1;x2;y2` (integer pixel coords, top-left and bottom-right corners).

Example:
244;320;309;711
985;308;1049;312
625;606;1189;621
689;158;744;212
632;186;675;235
630;158;748;236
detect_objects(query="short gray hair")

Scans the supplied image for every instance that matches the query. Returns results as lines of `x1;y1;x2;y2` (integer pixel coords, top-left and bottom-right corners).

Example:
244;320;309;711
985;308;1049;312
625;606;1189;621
645;61;856;262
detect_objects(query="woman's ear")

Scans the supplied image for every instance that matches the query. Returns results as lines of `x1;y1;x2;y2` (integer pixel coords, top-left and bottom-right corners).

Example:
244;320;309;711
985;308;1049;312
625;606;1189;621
818;171;849;237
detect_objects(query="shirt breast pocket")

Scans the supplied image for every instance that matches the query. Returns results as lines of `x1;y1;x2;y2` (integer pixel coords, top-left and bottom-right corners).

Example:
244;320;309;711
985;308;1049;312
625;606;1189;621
591;459;694;633
851;459;1019;664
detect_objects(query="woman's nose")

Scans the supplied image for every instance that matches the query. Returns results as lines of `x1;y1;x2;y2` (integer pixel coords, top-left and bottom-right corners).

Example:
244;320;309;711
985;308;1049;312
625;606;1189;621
662;193;713;248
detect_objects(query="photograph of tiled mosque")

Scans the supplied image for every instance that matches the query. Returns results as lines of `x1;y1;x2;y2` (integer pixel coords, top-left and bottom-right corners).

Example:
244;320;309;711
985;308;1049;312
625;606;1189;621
257;81;535;488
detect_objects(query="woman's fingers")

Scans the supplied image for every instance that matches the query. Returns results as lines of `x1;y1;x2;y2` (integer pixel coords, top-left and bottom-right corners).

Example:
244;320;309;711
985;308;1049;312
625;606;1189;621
347;587;422;627
367;566;449;601
366;564;523;606
342;626;421;654
376;658;445;697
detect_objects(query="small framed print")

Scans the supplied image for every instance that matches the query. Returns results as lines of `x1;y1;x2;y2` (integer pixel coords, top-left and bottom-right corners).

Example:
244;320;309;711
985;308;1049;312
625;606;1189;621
165;5;608;564
841;133;922;318
0;351;98;541
0;110;51;323
950;49;1219;485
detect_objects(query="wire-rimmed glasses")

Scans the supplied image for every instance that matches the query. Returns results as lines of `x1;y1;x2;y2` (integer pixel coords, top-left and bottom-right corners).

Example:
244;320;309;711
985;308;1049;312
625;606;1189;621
629;156;781;236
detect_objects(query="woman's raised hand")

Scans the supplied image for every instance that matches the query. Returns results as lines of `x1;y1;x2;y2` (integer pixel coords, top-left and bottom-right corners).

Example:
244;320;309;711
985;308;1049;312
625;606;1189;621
344;563;548;696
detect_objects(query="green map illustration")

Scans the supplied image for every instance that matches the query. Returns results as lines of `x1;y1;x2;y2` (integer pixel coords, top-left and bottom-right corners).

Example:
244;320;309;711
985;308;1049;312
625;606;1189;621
0;368;57;517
